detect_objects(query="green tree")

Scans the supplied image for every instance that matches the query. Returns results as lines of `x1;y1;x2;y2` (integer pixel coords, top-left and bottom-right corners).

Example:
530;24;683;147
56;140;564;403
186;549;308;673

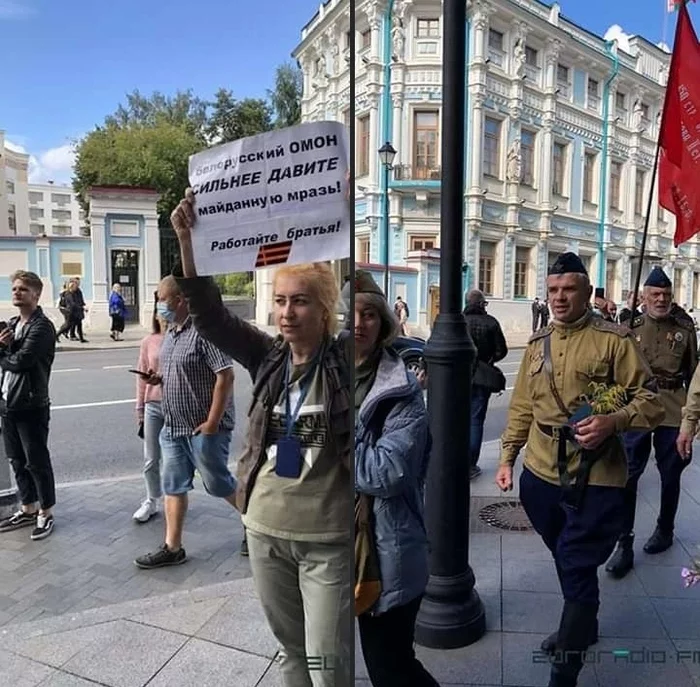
269;62;303;128
73;121;204;225
214;272;255;297
206;90;273;143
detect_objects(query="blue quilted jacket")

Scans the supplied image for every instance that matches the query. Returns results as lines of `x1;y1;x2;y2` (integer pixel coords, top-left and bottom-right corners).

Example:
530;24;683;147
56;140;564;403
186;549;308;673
355;349;430;615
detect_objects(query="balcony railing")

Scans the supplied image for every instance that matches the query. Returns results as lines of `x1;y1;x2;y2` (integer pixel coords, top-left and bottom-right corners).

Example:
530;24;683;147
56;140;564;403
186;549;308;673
588;95;600;112
393;165;442;181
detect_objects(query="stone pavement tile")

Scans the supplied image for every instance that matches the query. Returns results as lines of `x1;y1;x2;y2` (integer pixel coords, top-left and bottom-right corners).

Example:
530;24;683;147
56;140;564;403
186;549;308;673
257;662;285;686
501;591;561;635
671;639;700;686
501;632;599;687
598;595;668;639
502;558;560;594
35;672;101;686
0;648;55;687
500;533;551;562
472;559;502;593
61;619;186;686
128;597;227;636
480;588;502;632
651;598;700;639
414;631;502;685
634;563;700;599
592;636;695;687
469;534;502;564
195;594;279;658
146;638;273;687
3;624;104;668
598;568;647;597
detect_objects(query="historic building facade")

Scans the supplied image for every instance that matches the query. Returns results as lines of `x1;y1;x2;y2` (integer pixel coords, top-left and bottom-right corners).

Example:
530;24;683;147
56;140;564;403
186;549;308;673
297;0;695;332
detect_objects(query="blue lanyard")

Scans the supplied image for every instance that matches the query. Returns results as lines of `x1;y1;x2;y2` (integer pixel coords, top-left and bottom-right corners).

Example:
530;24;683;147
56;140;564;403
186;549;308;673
284;355;317;438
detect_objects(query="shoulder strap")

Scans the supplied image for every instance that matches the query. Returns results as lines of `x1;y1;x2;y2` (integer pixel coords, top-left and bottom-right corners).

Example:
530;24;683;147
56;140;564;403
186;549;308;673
543;334;570;418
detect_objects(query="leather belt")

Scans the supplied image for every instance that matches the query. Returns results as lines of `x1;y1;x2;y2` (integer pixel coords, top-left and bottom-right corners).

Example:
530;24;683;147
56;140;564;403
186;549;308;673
655;377;684;390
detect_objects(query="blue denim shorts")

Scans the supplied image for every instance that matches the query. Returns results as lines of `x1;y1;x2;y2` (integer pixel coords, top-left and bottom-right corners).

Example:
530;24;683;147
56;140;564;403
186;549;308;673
159;428;236;497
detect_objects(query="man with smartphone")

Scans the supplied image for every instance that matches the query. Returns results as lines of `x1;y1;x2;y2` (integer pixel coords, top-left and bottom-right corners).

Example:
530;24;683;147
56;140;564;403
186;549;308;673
0;271;57;540
134;276;237;569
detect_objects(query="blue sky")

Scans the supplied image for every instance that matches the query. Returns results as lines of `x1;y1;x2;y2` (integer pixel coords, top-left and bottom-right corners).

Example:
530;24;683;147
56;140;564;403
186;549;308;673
0;0;318;183
1;0;699;185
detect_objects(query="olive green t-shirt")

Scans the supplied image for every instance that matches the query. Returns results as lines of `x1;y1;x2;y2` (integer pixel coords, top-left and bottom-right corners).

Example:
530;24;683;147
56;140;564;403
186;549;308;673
243;362;351;542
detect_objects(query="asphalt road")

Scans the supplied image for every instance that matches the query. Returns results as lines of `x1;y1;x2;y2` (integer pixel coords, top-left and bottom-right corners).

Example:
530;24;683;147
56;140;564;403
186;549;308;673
48;347;252;485
46;347;524;485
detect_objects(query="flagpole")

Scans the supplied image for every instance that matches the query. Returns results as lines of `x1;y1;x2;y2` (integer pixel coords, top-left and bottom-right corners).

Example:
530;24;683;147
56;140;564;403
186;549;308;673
630;142;662;326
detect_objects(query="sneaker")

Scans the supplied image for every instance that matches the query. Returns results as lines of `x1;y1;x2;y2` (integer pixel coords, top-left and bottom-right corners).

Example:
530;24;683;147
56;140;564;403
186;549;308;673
240;537;249;557
132;499;158;523
30;514;54;540
134;544;187;570
0;510;37;532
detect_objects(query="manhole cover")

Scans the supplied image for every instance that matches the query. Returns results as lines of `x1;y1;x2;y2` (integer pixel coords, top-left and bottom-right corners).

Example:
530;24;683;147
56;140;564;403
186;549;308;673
477;499;533;532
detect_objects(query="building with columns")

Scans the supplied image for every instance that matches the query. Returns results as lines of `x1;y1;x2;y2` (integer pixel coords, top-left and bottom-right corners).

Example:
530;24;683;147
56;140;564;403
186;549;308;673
298;0;695;333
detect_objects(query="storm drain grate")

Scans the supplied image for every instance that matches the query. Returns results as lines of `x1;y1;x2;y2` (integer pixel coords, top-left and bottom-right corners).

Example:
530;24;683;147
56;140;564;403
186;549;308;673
469;496;535;533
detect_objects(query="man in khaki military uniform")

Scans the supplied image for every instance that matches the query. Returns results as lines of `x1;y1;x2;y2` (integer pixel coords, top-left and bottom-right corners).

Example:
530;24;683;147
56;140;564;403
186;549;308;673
606;267;697;577
496;252;662;687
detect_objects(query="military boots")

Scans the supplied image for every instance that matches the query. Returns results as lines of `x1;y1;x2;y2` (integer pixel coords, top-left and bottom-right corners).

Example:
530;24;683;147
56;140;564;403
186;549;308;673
605;533;634;578
643;526;673;554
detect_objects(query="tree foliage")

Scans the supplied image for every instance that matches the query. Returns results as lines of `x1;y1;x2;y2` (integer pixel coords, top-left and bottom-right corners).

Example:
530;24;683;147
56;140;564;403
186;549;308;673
269;63;303;128
72;66;303;226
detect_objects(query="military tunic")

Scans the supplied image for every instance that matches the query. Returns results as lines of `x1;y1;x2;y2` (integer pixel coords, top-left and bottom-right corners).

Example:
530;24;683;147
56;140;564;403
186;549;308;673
500;311;664;488
628;314;697;427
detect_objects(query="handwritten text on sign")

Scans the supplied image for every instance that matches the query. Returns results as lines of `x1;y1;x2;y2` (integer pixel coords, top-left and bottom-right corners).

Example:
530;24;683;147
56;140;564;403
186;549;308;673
188;121;349;275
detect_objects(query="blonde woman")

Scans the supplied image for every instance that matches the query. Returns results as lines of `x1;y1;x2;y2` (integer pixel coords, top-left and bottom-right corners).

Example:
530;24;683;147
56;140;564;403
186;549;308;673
168;190;353;687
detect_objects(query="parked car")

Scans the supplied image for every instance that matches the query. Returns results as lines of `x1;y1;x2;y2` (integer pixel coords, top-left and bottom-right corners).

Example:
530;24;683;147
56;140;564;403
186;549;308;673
392;335;425;376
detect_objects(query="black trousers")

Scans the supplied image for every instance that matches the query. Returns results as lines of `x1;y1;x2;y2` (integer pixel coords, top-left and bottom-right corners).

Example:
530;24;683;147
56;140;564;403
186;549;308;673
2;407;56;510
358;595;439;687
110;315;125;333
69;318;84;341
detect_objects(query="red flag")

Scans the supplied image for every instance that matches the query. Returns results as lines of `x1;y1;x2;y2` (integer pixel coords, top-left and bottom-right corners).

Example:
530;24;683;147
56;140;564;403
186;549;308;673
658;2;700;246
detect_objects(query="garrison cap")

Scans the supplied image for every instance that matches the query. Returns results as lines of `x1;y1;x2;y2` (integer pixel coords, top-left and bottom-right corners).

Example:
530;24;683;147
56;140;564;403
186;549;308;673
355;270;385;297
548;252;588;277
644;266;672;288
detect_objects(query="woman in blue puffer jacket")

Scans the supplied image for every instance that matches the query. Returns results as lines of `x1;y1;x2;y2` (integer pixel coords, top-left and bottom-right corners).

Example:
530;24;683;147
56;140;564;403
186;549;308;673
354;270;439;687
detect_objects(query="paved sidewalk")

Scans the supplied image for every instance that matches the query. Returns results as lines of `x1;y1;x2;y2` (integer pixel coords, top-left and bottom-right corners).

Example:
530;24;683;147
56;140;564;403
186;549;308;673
0;443;699;685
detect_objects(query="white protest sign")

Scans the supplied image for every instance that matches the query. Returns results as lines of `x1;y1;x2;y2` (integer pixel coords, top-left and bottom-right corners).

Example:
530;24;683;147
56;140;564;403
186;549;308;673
188;121;349;275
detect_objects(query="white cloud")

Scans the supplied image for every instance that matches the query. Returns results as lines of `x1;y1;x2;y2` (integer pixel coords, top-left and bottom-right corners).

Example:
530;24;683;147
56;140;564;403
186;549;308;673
5;138;76;184
28;144;77;184
0;1;34;20
604;24;633;54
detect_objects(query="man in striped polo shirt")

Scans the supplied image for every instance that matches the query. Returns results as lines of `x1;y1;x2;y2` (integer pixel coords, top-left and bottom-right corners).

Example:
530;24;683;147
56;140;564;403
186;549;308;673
134;276;237;569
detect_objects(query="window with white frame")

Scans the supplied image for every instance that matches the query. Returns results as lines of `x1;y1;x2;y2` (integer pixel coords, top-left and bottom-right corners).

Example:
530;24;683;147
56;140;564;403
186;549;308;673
514;247;530;298
552;142;567;196
479;241;496;296
635;169;646;215
358;237;370;263
416;18;440;37
483;117;501;178
410;235;437;251
610;161;622;210
557;64;570;96
583;152;596;203
488;29;505;67
587;78;600;111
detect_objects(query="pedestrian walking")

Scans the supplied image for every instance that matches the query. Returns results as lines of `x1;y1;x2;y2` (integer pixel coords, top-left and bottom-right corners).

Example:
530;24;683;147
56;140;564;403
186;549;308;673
109;284;127;341
55;280;82;342
134;275;237;569
69;278;88;343
463;289;507;479
606;267;697;577
539;298;550;327
531;297;541;332
354;270;438;687
132;293;166;523
496;252;663;687
168;188;353;687
56;281;71;341
0;271;58;540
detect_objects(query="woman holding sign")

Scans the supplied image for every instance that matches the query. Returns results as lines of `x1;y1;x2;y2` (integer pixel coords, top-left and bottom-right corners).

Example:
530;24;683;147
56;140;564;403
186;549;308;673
169;189;353;687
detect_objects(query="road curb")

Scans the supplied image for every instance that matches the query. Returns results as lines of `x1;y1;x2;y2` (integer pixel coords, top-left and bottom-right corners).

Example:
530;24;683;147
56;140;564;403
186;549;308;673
56;343;141;352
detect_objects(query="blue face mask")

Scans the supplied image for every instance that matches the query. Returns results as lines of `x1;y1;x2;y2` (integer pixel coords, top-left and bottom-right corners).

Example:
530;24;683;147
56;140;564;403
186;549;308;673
156;302;176;322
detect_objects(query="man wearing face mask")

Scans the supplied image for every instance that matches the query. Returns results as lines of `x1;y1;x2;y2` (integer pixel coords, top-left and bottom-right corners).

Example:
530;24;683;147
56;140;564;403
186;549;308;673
134;276;238;569
605;267;697;578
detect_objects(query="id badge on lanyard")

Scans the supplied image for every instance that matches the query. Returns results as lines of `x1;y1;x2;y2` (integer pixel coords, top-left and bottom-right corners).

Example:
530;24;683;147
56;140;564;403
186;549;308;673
275;356;315;478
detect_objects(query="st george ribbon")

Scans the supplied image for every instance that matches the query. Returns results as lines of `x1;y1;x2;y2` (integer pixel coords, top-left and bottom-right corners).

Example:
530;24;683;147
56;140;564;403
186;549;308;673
188;121;350;276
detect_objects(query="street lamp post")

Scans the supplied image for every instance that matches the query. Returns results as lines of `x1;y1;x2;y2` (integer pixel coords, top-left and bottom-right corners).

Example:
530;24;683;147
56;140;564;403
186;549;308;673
415;0;486;649
378;141;396;297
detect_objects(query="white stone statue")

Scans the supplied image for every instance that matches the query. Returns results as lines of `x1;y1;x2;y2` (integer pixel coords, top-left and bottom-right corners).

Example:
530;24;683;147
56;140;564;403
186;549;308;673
330;42;340;74
392;20;405;59
506;138;522;182
513;37;526;78
632;98;644;131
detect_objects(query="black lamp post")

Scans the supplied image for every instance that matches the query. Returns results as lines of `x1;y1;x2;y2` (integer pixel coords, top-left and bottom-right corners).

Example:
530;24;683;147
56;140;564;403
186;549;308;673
378;141;396;296
414;0;486;649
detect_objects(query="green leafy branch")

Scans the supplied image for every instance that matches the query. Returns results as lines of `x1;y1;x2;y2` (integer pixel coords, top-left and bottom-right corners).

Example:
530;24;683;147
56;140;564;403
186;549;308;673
578;382;628;415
